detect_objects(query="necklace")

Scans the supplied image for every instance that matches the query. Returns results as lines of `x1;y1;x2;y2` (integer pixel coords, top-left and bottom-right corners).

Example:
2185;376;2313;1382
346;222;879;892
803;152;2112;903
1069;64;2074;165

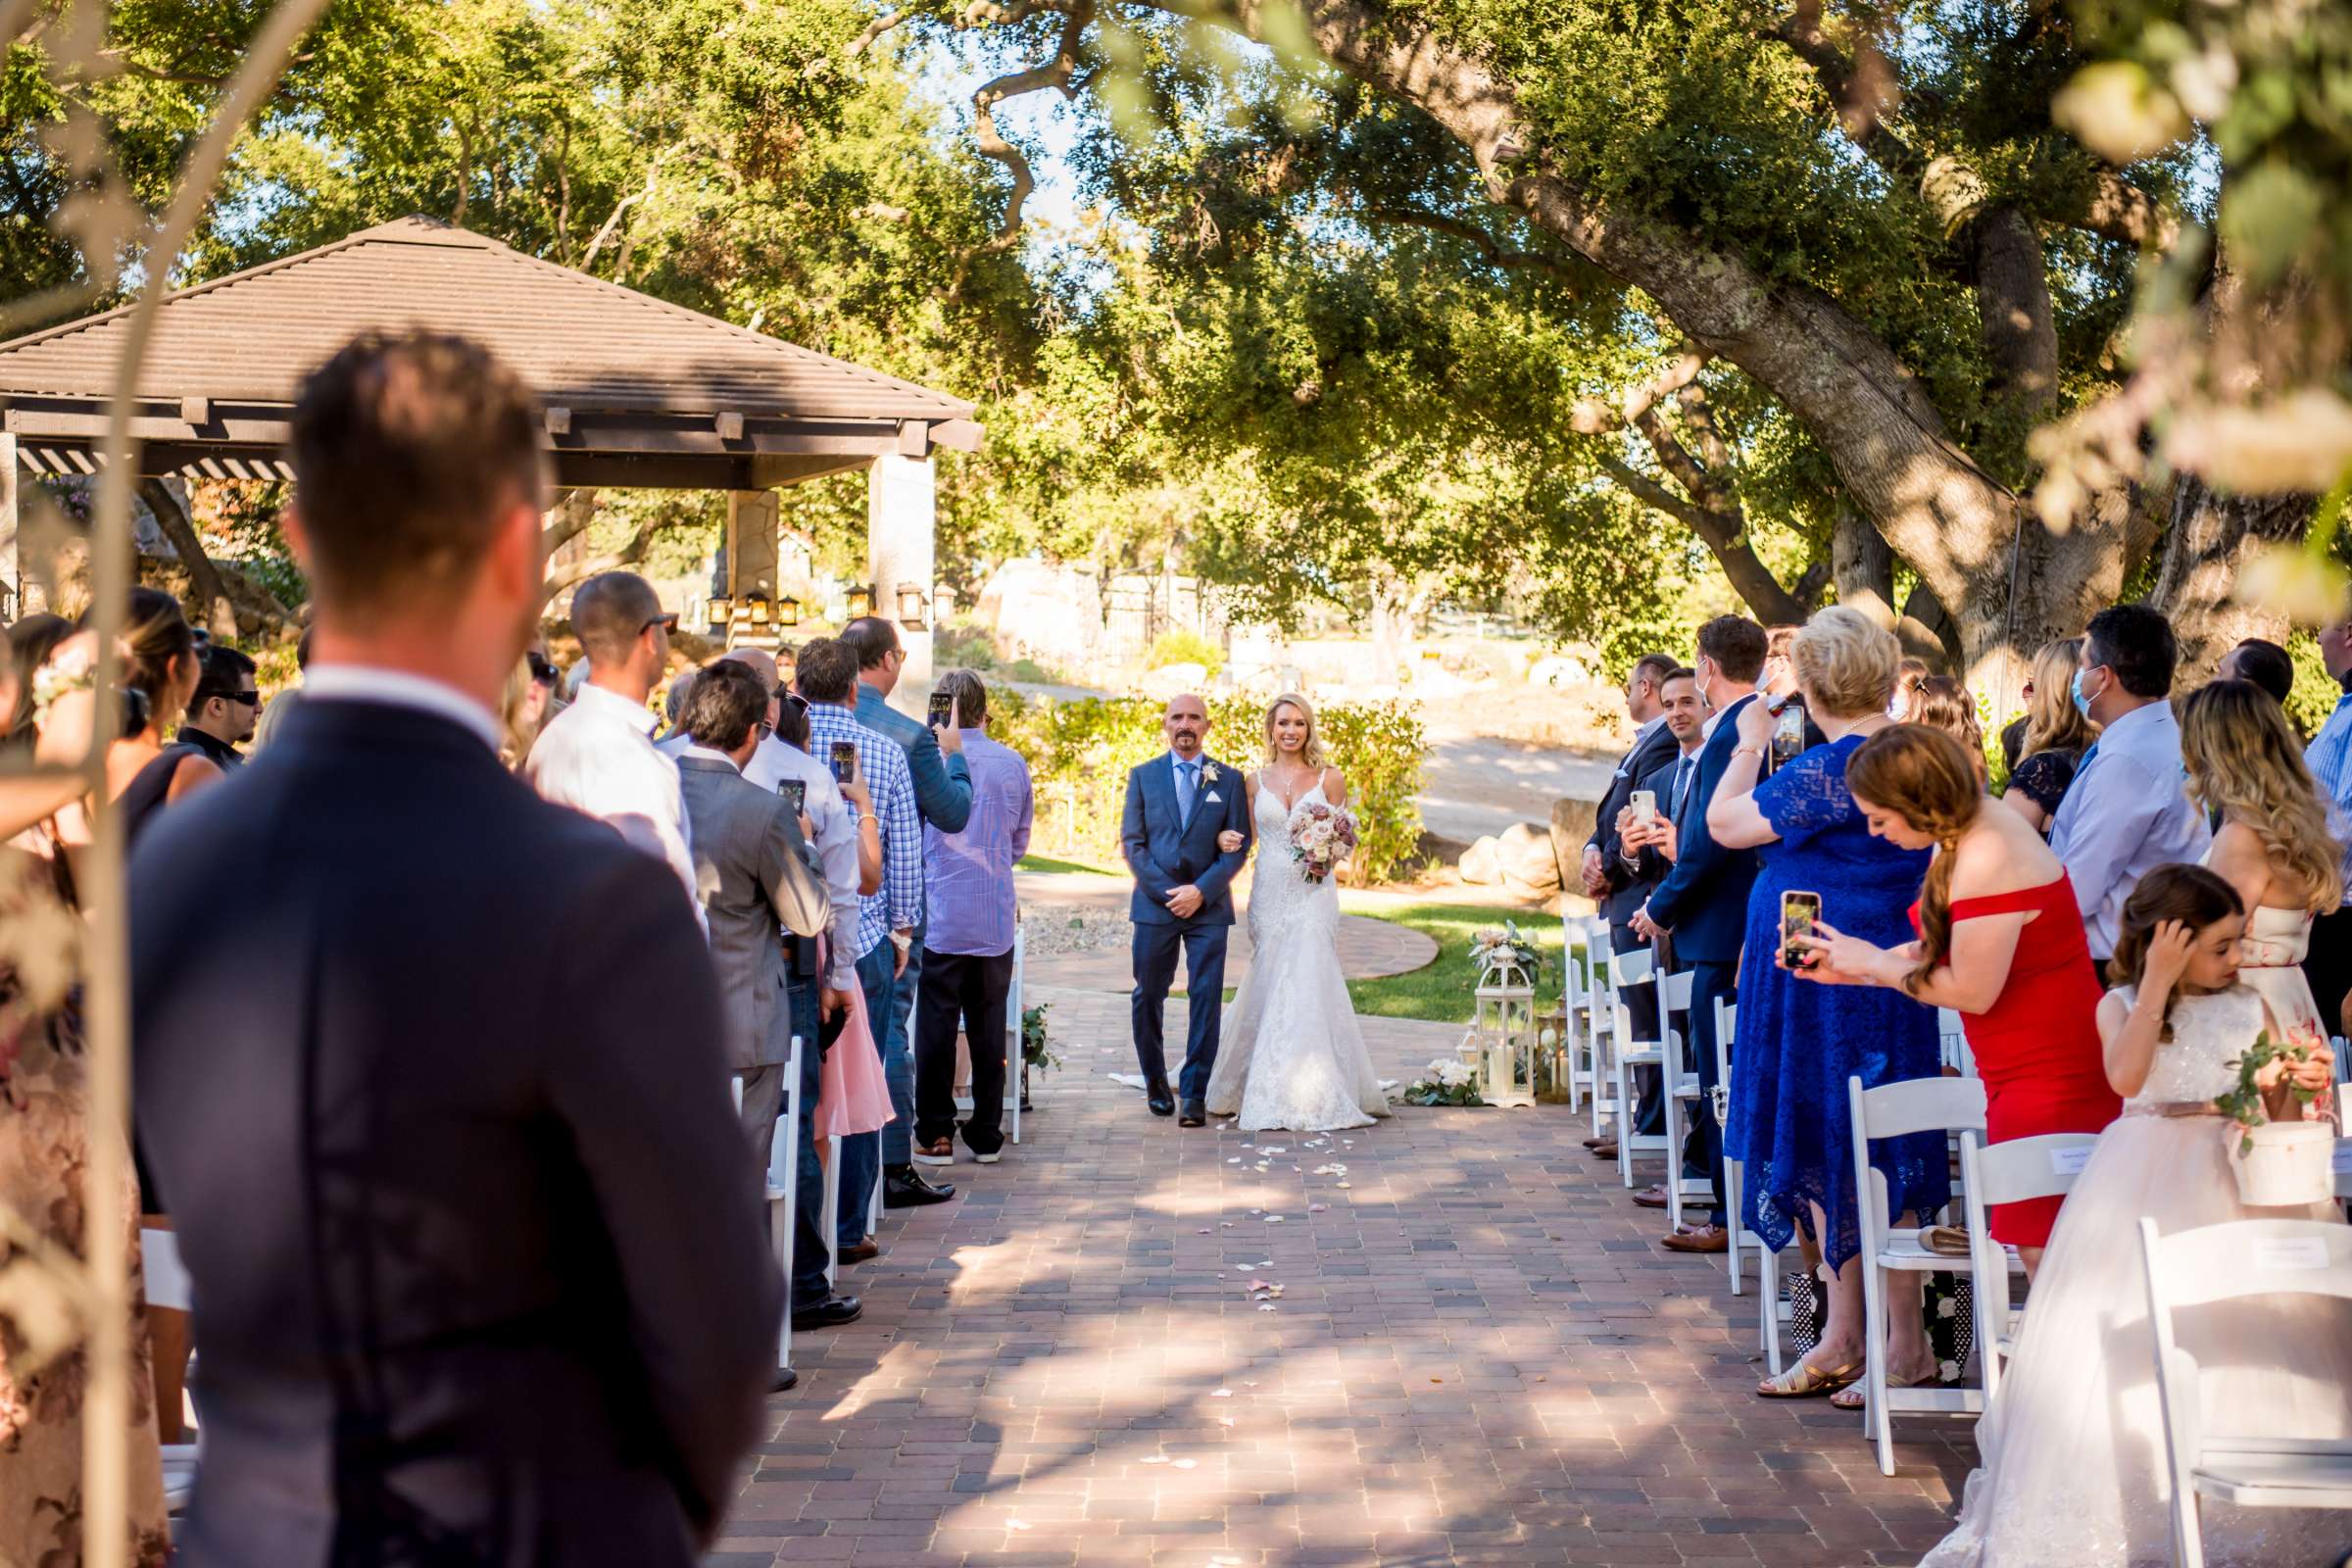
1264;761;1318;810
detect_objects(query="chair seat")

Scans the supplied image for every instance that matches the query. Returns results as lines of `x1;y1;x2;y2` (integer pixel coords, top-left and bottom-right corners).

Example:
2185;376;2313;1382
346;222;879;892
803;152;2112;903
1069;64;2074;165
2195;1449;2352;1506
1671;1085;1702;1099
1619;1043;1664;1063
765;1183;789;1202
1872;1232;1957;1271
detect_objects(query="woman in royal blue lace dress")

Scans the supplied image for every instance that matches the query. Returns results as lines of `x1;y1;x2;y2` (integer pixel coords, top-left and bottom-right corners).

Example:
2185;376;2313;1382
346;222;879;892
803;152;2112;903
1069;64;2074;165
1707;607;1948;1401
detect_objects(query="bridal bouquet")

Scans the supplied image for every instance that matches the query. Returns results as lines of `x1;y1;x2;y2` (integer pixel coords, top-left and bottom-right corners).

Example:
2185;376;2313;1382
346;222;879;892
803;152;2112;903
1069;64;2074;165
1287;798;1358;883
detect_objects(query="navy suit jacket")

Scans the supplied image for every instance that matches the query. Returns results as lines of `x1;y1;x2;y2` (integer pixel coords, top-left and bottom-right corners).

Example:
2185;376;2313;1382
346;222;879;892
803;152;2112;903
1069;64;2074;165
1121;752;1251;927
856;681;972;833
130;700;780;1566
1644;694;1763;965
1588;719;1681;925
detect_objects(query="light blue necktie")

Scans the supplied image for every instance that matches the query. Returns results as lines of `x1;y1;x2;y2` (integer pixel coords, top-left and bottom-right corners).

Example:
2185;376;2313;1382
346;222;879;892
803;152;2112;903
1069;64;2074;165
1176;759;1200;825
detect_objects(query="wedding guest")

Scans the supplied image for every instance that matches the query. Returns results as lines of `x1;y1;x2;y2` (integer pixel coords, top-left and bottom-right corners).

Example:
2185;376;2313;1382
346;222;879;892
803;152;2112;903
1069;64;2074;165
1579;652;1678;1158
1909;674;1985;783
3;612;71;754
246;622;309;753
673;662;858;1346
2048;604;2211;964
1760;624;1830;751
1791;725;2117;1277
913;669;1034;1166
841;618;969;1196
1635;615;1769;1253
1914;865;2349;1568
799;635;952;1234
2217;636;2295;709
662;662;699;739
1996;638;2094;835
1706;607;1946;1397
1890;656;1931;720
2180;678;2341;1040
525;571;697;910
176;643;260;771
2304;607;2352;1029
1616;665;1712;1207
498;650;558;767
130;330;777;1561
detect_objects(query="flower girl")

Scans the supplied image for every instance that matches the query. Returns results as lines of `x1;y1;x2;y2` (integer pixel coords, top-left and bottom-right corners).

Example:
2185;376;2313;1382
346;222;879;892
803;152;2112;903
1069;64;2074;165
1920;864;2351;1567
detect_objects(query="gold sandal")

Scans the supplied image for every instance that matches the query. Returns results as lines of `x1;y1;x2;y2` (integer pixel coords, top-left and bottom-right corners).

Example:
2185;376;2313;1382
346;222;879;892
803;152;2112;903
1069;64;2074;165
1756;1354;1864;1398
1829;1365;1946;1410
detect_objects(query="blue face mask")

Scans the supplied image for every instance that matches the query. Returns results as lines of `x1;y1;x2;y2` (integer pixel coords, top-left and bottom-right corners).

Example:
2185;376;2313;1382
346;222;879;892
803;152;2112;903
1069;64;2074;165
2071;667;2098;718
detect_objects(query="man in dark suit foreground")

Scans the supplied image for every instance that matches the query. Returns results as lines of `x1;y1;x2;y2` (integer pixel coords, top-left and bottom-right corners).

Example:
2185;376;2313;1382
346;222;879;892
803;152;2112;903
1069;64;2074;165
130;331;780;1565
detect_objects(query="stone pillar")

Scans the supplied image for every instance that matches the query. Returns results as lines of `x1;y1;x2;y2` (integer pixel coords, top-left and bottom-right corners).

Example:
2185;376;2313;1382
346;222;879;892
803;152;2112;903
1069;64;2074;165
726;489;780;651
0;433;17;620
867;452;935;712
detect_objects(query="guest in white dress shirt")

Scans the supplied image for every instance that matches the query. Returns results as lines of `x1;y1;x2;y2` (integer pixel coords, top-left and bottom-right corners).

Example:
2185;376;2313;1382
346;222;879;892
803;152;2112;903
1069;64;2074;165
2046;604;2212;962
524;570;698;911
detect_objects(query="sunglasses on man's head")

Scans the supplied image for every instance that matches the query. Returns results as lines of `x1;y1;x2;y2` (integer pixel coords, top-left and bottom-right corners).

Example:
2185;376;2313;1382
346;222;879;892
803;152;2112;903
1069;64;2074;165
641;612;679;635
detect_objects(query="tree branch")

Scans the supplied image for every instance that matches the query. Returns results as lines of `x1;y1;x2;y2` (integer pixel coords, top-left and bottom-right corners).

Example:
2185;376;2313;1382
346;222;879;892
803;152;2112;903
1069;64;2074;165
2068;169;2180;250
138;478;241;642
949;0;1094;301
1765;7;1916;175
1570;344;1710;434
581;153;671;274
847;7;906;57
1361;203;1583;279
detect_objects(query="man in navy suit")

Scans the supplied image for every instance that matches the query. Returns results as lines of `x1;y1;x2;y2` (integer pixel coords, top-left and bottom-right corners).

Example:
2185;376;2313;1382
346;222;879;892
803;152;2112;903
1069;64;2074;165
1122;693;1252;1125
1632;614;1766;1254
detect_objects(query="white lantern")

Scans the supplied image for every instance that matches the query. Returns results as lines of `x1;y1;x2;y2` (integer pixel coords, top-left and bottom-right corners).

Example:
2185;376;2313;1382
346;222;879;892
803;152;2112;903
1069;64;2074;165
1473;951;1539;1109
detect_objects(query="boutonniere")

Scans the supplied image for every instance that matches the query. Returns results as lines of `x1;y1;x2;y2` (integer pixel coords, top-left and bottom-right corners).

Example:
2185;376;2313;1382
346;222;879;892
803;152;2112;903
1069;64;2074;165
1201;762;1222;787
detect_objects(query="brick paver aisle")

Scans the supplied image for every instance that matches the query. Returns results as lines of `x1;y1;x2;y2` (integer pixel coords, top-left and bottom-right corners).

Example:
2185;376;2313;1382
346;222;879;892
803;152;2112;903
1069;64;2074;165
716;986;1975;1566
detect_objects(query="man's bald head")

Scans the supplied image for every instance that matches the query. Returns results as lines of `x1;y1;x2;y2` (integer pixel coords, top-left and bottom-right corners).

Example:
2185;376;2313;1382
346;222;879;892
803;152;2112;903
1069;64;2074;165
571;571;663;668
719;648;778;689
1162;692;1210;759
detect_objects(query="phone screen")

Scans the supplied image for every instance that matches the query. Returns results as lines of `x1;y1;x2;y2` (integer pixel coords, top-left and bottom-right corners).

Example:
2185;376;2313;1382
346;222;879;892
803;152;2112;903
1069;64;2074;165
927;691;955;729
1781;892;1822;966
778;778;807;814
829;741;858;785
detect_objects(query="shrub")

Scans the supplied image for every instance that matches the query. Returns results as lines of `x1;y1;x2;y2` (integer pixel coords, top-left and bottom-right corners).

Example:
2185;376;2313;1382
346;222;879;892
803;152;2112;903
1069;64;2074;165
1146;626;1224;675
995;691;1426;884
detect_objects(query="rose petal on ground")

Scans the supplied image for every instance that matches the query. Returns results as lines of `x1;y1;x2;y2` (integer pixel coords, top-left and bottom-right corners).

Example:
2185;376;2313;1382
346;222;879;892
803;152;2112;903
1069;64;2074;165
1309;1203;1329;1213
1141;1455;1169;1465
1172;1458;1198;1469
1211;1388;1232;1397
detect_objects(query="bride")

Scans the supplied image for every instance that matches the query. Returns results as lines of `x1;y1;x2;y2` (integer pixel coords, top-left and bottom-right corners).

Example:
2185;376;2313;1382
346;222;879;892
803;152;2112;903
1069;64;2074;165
1204;694;1391;1132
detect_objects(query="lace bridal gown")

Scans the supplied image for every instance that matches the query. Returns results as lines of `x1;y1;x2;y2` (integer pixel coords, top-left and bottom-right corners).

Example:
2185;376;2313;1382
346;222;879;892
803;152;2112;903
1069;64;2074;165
1204;779;1391;1132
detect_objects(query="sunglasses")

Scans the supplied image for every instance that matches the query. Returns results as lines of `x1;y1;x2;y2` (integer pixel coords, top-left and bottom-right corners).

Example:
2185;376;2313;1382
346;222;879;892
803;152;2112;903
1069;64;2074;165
216;689;262;708
784;692;810;712
641;612;679;635
526;654;560;684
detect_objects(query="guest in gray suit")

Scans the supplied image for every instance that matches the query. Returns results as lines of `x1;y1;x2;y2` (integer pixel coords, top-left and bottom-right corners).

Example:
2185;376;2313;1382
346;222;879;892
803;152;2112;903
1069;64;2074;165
674;662;831;1159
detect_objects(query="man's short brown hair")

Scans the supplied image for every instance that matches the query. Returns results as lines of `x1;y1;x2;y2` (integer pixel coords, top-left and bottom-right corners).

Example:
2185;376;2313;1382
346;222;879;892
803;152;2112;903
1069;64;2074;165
934;667;988;726
288;331;548;622
795;637;860;705
684;661;768;753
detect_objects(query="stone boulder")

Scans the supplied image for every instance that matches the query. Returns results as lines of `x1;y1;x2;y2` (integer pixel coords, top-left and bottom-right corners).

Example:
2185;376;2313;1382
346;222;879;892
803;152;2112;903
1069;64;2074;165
1527;654;1592;689
1497;821;1563;898
1458;834;1503;885
1549;796;1599;897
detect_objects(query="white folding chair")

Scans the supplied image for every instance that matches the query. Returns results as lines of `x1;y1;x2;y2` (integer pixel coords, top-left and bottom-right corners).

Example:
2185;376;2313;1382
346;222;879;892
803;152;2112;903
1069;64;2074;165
1848;1072;1987;1475
1937;1008;1976;1077
141;1226;200;1508
1558;910;1597;1113
2336;1135;2352;1200
1657;970;1709;1229
1004;923;1025;1144
2139;1217;2352;1567
1609;951;1690;1187
765;1036;807;1375
1958;1130;2097;1402
1713;1000;1791;1370
1583;924;1620;1138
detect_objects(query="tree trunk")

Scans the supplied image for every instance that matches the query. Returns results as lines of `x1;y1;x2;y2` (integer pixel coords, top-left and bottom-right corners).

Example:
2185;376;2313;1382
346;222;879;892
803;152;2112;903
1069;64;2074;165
1184;0;2123;689
2151;476;2313;678
1832;508;1894;624
138;477;239;643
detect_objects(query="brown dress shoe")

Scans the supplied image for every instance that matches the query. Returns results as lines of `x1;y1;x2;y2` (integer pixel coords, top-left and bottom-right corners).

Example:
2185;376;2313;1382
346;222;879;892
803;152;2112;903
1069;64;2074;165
839;1238;882;1263
1590;1140;1618;1159
1632;1185;1669;1209
1660;1224;1728;1254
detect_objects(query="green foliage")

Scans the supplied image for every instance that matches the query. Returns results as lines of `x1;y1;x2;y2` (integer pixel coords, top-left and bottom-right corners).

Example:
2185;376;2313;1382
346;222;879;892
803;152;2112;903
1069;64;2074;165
1146;627;1223;674
1341;897;1567;1023
992;690;1426;883
1020;1002;1058;1073
2285;629;2339;741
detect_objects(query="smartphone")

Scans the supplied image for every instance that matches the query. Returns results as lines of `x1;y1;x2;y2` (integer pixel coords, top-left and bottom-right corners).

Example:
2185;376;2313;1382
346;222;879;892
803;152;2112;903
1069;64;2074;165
828;740;858;786
777;778;807;815
927;690;955;729
1781;891;1822;967
1630;788;1657;825
1771;702;1806;767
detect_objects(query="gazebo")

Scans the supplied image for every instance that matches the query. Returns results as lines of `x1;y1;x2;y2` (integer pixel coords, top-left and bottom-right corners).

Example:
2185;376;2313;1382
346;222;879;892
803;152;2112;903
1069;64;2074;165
0;215;981;682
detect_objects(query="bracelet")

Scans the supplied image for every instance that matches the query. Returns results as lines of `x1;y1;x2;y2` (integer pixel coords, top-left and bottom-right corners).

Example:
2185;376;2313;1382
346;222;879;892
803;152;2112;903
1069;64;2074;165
1730;744;1766;762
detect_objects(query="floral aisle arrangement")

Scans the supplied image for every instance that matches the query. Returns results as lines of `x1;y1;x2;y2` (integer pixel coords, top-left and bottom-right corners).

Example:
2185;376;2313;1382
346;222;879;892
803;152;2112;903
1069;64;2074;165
1401;1056;1486;1107
2218;1027;2336;1203
1287;798;1358;884
1468;922;1543;985
1021;1002;1058;1076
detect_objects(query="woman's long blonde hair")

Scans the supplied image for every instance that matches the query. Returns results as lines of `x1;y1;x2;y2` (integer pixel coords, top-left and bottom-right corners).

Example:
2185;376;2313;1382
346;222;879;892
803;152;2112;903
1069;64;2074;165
1260;692;1326;769
2019;637;2096;761
2180;678;2343;914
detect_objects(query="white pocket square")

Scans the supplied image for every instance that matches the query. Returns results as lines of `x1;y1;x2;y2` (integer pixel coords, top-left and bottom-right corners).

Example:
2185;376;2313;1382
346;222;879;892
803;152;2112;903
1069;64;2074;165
1203;791;1223;804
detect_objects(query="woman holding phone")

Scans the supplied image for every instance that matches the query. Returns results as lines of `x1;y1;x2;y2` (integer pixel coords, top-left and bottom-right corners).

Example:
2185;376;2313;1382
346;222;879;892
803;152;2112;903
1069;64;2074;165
1704;607;1947;1402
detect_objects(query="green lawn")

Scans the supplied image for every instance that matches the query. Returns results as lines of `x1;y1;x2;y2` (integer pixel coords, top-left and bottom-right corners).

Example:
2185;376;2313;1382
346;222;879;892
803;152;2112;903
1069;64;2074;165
1015;853;1120;876
1339;897;1565;1023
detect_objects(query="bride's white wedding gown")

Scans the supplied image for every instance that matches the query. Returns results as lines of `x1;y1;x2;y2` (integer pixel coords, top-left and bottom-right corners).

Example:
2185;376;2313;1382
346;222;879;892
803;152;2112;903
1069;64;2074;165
1205;779;1390;1132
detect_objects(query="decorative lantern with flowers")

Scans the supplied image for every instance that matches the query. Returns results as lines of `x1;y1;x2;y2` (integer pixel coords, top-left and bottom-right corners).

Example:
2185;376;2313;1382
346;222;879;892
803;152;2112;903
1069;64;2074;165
1468;922;1543;1108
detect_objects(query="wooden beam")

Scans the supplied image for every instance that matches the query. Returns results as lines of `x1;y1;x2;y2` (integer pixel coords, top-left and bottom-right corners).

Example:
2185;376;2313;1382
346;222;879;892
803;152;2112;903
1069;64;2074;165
179;395;210;426
929;418;985;453
896;420;928;458
545;406;572;435
715;411;745;442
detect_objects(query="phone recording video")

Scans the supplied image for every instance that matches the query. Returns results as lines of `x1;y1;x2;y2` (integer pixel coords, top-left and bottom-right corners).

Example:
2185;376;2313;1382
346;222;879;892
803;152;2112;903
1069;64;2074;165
1781;891;1822;968
927;690;955;730
828;741;858;786
777;778;807;815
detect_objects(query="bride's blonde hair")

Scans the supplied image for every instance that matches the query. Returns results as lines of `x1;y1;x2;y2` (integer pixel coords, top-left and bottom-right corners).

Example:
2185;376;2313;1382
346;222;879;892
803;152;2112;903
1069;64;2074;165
1260;692;1326;769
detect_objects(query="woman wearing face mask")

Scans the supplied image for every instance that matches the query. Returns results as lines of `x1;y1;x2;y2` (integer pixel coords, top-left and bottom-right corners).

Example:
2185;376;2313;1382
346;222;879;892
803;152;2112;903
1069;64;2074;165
1997;639;2096;835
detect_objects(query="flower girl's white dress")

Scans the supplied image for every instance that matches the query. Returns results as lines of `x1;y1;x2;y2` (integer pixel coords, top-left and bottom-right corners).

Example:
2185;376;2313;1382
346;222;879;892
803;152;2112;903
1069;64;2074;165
1204;779;1389;1132
1919;984;2352;1566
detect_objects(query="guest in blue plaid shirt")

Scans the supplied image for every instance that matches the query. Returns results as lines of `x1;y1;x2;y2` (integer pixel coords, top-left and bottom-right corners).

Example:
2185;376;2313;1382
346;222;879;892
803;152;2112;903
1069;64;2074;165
795;638;926;1252
2302;612;2352;1033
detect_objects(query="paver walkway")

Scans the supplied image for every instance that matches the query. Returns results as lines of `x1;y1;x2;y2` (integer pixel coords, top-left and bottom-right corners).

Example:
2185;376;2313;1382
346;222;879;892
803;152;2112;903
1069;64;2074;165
718;987;1976;1566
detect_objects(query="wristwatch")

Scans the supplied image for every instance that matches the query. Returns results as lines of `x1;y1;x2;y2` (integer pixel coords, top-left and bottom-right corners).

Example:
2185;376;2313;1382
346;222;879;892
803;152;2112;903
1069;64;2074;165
889;929;913;954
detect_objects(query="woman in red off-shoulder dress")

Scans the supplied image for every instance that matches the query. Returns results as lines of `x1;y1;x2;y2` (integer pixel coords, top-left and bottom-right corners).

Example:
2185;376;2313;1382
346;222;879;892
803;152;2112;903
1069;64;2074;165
1789;726;2119;1266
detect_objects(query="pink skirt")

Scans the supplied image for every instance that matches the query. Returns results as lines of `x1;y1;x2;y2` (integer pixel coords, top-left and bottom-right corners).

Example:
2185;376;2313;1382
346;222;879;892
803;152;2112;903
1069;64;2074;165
816;976;895;1139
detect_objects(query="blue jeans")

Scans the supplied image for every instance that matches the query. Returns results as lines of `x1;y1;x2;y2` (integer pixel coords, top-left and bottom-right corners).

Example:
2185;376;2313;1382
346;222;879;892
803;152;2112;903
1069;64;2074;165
836;941;899;1248
784;977;831;1306
880;922;923;1165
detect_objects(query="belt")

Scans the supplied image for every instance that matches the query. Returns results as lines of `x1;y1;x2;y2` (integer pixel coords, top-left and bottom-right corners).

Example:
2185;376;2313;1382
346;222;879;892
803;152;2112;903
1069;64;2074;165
2123;1101;2221;1120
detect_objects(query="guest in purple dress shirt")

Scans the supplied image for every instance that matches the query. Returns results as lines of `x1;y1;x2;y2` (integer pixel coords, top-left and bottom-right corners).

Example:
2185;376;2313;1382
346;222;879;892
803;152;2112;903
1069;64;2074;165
911;669;1034;1165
